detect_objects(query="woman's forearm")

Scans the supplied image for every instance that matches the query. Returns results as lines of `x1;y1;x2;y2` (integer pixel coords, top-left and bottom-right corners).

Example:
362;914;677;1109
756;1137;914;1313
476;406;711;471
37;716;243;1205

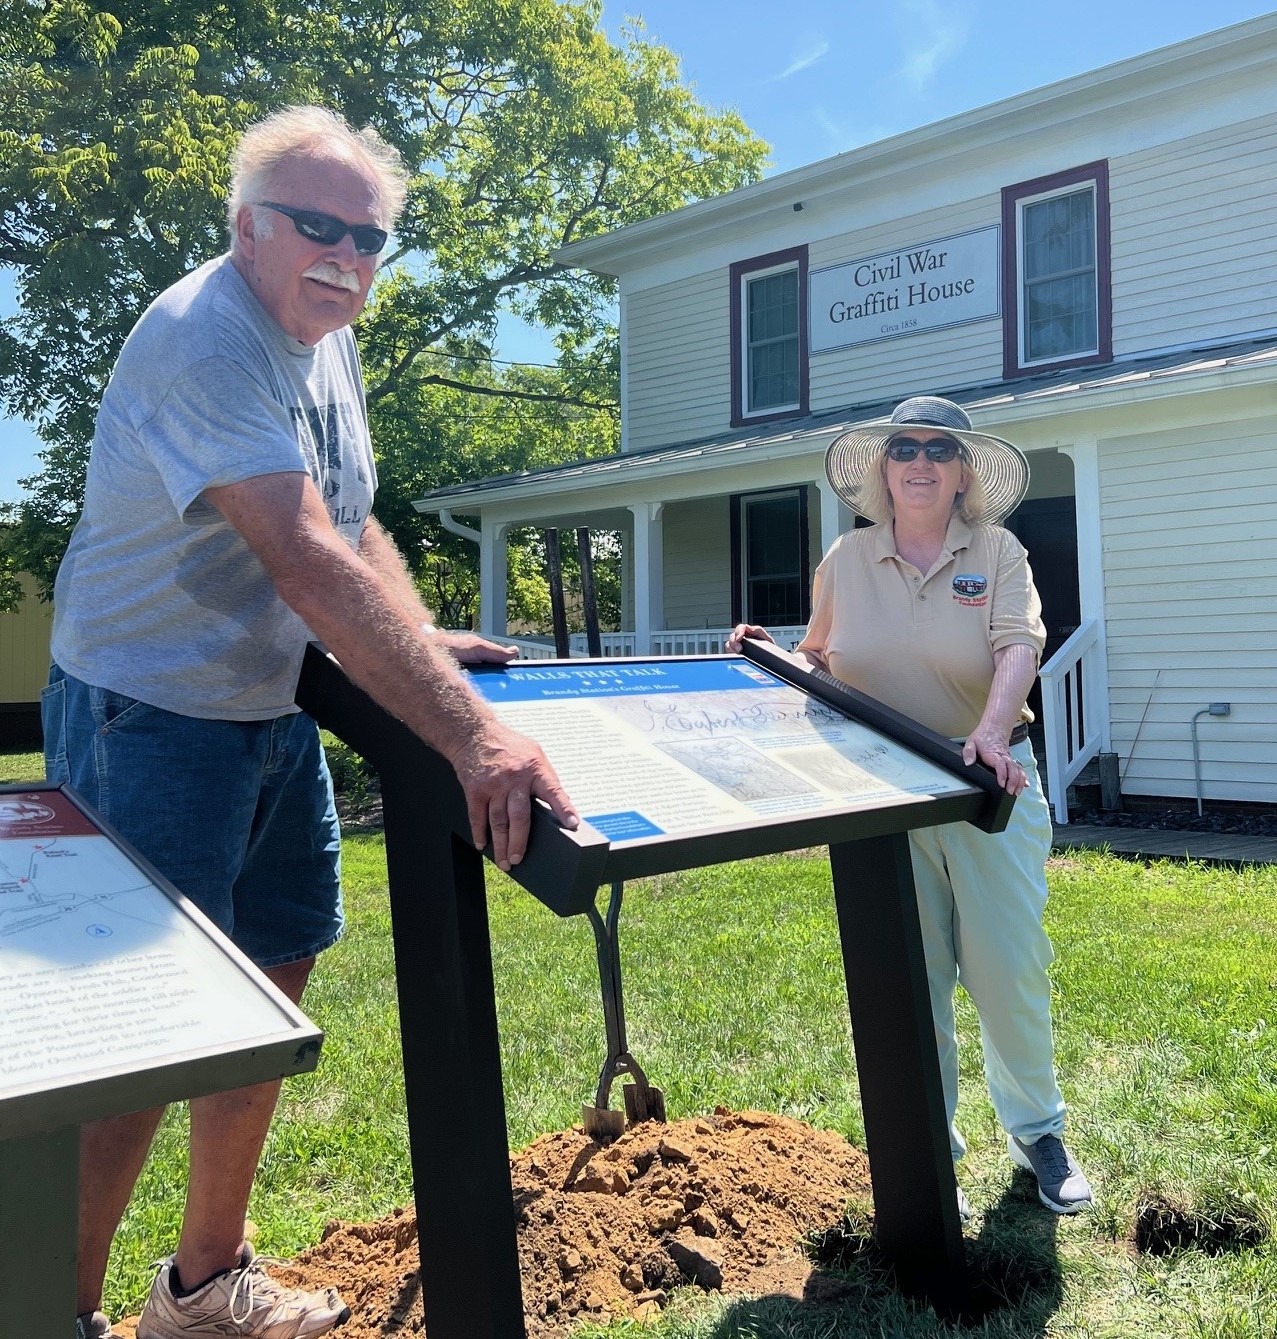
975;643;1039;741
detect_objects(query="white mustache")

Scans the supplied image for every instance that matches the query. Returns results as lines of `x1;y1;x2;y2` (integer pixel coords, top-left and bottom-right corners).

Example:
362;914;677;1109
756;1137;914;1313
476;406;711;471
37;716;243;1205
302;263;360;292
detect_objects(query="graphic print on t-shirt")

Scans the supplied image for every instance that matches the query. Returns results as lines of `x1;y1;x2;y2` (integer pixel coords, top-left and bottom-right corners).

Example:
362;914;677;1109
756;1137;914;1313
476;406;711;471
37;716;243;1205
290;402;367;526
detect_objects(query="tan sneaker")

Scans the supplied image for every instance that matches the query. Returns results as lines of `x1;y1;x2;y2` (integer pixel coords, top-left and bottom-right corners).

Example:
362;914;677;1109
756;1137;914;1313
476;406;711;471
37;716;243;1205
136;1245;350;1338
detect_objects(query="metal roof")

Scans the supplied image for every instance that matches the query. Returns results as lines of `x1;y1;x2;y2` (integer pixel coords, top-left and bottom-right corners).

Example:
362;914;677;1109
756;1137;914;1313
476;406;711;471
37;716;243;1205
413;335;1277;510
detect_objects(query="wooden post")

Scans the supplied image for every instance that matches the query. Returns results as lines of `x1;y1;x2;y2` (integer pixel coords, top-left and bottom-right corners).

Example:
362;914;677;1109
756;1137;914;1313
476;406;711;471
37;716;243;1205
1099;752;1121;811
544;528;570;658
576;528;602;659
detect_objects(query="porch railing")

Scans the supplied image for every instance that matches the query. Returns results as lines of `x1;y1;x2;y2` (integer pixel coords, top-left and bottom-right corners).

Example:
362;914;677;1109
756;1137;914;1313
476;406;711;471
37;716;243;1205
498;626;808;660
1038;620;1104;825
568;626;808;657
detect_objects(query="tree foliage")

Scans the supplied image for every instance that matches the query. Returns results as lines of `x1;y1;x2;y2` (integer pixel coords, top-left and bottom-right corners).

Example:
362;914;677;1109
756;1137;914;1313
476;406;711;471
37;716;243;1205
0;0;767;606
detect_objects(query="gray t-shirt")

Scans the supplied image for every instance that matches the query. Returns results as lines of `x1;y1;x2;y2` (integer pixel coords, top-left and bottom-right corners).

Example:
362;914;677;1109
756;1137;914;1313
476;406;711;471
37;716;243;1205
51;255;377;720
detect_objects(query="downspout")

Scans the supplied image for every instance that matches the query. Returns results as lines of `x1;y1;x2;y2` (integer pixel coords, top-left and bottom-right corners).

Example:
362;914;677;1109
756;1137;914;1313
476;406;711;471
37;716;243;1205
437;509;481;544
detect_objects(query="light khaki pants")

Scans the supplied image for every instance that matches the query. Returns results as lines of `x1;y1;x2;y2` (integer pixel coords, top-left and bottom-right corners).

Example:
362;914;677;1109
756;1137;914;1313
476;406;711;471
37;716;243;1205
908;740;1067;1160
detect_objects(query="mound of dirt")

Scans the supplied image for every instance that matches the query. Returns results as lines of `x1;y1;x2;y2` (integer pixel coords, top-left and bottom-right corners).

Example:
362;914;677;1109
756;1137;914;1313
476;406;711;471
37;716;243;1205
263;1108;872;1336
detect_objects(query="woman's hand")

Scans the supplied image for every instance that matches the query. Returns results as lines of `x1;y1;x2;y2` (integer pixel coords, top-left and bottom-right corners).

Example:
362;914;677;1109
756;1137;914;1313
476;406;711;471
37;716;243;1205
962;726;1028;796
724;623;775;653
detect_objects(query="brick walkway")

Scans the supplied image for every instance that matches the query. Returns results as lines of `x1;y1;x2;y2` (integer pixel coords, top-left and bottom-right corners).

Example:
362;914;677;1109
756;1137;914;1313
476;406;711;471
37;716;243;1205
1052;823;1277;866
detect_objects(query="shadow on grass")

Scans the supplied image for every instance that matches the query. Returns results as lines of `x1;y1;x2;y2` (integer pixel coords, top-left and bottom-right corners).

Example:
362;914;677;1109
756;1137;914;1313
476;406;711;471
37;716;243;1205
699;1173;1063;1337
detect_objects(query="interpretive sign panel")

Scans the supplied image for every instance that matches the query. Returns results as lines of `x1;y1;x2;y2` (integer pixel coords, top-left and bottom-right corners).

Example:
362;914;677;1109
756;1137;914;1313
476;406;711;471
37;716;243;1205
0;785;322;1138
469;655;972;847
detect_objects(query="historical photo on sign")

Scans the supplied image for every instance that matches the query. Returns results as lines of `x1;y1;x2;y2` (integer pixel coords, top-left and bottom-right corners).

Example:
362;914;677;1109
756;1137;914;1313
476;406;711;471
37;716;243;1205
0;790;303;1101
469;657;970;846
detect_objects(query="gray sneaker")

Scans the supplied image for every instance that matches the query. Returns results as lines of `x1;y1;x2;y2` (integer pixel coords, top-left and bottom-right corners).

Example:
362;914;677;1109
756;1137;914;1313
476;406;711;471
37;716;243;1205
76;1313;121;1339
1008;1133;1094;1213
136;1245;350;1338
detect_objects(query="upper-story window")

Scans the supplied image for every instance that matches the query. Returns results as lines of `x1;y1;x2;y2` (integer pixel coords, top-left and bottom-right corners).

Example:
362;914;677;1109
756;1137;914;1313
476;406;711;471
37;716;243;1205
1001;162;1111;379
729;245;809;428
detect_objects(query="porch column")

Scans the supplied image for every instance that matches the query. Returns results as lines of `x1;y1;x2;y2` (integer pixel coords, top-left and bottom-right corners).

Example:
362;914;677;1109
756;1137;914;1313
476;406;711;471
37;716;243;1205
812;476;849;558
478;521;509;639
1060;436;1112;751
628;502;664;655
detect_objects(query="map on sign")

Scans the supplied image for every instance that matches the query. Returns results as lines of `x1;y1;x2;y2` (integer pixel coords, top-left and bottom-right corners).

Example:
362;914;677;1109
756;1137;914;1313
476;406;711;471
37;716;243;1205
469;657;969;846
0;791;303;1100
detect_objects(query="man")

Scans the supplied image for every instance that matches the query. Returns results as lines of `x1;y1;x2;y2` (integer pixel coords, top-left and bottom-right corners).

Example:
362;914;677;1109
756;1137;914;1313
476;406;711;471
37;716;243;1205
48;105;578;1339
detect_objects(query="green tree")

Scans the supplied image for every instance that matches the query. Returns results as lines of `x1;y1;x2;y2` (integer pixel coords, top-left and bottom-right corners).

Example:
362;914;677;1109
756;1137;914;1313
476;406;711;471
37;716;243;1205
366;346;622;629
0;0;767;606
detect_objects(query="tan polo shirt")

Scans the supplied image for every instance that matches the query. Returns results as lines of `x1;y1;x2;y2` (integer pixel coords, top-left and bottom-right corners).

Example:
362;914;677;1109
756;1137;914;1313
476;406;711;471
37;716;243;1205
797;516;1046;737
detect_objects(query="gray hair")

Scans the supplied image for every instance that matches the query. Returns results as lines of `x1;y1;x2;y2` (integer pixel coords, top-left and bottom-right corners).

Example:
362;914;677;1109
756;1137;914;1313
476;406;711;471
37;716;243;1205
227;105;408;248
856;452;992;526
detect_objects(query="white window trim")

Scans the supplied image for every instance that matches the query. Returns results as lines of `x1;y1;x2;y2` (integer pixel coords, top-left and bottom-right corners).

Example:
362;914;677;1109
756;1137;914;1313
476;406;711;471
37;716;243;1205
738;261;801;420
1014;181;1100;370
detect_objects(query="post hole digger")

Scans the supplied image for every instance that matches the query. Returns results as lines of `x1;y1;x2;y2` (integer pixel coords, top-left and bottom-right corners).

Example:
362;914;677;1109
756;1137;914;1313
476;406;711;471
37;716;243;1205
581;880;666;1140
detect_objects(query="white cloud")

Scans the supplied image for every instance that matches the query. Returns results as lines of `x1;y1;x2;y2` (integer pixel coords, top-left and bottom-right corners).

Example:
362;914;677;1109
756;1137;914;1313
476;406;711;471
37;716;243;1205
774;38;830;80
811;108;896;156
896;0;969;90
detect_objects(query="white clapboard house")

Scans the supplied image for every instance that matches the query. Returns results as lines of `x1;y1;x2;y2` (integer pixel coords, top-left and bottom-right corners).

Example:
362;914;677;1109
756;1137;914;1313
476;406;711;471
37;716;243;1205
414;15;1277;818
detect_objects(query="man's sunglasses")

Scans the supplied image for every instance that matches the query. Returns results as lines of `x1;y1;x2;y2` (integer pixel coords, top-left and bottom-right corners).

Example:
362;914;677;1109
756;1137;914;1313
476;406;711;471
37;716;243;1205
256;202;388;256
885;435;964;463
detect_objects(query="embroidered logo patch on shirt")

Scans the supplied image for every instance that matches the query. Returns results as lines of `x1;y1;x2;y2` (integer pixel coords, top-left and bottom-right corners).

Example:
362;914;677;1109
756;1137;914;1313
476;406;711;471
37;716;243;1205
952;573;989;606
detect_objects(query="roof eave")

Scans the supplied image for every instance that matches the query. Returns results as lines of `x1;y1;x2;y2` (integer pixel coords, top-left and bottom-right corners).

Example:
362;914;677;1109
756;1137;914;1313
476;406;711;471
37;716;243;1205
413;354;1277;514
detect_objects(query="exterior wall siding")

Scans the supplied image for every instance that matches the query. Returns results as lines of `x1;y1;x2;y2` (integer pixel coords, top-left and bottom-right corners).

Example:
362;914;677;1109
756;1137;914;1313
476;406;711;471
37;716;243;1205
625;271;728;452
1111;113;1277;355
1098;423;1277;803
661;497;732;628
0;574;53;704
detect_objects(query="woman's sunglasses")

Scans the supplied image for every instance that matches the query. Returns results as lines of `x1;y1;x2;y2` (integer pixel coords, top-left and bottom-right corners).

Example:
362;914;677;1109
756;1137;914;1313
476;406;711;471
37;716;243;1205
256;202;389;256
885;435;964;463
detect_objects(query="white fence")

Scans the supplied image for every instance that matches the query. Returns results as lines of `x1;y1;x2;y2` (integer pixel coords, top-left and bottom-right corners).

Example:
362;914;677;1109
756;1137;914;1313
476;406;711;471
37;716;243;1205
1038;620;1105;825
497;627;808;660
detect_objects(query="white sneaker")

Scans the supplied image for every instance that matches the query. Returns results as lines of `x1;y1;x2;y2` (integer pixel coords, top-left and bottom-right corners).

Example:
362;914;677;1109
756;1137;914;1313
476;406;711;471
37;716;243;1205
136;1245;350;1338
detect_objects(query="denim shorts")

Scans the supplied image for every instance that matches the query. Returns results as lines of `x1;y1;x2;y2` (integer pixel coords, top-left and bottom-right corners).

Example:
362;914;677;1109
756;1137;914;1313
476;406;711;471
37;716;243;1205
41;665;344;968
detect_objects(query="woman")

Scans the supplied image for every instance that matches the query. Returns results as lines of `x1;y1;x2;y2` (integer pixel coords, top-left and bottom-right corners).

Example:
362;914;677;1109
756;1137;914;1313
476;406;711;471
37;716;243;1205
728;395;1091;1216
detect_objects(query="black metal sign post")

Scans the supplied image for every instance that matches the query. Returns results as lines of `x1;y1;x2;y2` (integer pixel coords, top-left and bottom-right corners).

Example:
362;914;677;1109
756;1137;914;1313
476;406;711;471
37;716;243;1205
296;643;1013;1334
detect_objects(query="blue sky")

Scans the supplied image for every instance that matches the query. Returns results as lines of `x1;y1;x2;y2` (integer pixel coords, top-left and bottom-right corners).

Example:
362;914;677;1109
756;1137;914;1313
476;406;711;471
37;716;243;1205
2;1;1273;502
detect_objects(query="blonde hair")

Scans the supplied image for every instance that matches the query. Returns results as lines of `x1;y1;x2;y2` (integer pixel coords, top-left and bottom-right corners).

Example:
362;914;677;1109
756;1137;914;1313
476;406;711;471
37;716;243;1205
228;105;408;246
857;450;992;526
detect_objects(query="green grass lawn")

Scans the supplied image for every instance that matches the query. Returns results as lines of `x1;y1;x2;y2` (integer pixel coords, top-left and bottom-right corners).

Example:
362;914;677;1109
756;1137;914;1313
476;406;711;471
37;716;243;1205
0;748;43;785
4;737;1274;1336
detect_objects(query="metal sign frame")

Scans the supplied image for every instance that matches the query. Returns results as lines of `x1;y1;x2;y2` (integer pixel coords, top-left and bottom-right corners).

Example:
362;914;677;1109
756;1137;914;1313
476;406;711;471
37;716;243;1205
0;782;323;1139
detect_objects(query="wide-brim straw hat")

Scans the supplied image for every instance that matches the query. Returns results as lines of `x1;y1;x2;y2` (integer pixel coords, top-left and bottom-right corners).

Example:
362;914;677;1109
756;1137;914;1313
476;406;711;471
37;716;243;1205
825;395;1030;525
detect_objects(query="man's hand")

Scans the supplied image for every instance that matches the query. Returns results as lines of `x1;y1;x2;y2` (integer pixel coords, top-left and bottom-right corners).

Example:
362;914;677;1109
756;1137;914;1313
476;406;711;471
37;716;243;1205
436;630;520;665
450;721;580;870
